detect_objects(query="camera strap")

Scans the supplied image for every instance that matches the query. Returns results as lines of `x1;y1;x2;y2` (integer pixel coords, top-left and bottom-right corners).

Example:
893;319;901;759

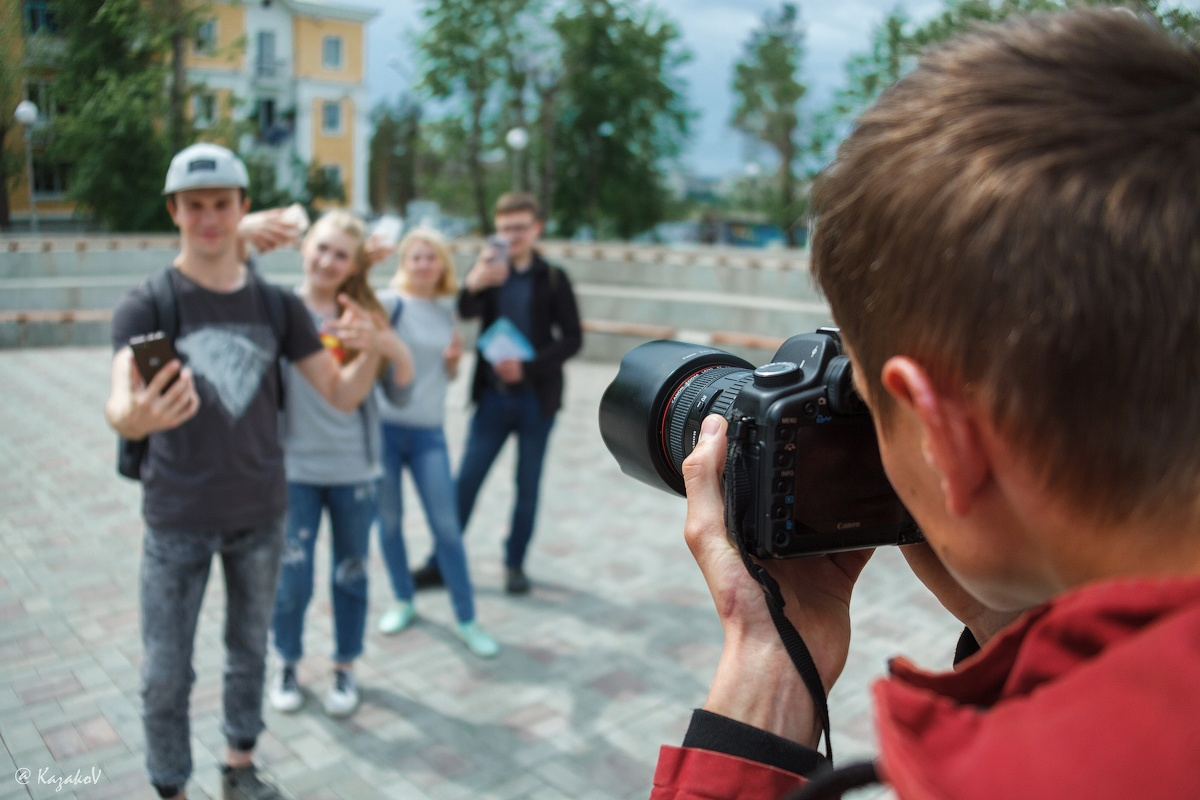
725;419;834;763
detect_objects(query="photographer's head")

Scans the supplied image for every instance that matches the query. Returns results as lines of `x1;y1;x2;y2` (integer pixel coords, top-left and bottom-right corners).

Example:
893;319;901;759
811;9;1200;541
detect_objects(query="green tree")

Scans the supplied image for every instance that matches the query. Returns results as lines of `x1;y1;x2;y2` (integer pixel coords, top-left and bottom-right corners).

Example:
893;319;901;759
835;0;1200;126
418;0;534;232
551;0;691;239
368;96;422;214
0;1;26;231
731;3;807;245
46;0;202;230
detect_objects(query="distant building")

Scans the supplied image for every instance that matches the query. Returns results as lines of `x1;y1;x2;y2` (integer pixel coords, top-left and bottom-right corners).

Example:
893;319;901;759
3;0;377;230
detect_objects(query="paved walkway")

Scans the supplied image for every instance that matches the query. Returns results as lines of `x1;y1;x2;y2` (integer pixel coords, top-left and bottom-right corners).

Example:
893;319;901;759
0;348;960;800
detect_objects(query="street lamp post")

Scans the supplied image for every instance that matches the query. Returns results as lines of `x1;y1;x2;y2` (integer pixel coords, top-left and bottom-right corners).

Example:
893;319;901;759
505;126;529;191
13;100;39;235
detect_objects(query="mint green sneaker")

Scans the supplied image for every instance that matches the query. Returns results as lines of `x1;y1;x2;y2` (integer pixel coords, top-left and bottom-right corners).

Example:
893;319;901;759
455;621;500;658
378;602;416;635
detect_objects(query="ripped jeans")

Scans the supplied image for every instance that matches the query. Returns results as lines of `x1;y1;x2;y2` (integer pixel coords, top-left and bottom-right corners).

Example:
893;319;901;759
271;480;376;664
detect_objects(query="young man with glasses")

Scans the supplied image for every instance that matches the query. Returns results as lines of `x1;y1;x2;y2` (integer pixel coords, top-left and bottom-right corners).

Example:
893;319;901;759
414;192;581;594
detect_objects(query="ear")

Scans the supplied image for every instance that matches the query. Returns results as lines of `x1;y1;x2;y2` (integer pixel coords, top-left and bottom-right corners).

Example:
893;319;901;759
880;357;991;517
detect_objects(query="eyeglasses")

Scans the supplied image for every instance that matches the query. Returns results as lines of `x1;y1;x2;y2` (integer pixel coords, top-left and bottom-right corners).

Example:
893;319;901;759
497;223;534;235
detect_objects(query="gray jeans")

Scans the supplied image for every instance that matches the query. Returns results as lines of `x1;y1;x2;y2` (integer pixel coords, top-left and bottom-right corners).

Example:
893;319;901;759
139;520;284;789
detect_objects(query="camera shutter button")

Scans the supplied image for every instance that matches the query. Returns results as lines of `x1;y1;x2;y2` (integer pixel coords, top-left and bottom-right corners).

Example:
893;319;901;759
753;361;800;388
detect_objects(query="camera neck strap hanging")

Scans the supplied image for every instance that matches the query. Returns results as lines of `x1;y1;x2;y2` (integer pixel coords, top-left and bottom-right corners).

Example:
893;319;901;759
724;418;834;763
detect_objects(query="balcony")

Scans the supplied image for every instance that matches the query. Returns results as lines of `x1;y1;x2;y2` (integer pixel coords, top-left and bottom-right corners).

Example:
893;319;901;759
253;58;289;87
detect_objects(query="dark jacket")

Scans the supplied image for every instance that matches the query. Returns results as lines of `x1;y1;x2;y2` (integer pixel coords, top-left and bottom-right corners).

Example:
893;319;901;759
651;574;1200;799
458;251;582;418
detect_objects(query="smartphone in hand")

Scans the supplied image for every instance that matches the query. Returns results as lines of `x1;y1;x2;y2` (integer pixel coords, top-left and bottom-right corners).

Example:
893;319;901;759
129;331;180;390
486;235;509;265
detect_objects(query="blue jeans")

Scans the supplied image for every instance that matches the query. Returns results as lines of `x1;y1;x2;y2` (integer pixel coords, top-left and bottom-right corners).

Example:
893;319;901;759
378;424;477;622
456;386;556;570
140;521;284;789
272;481;374;664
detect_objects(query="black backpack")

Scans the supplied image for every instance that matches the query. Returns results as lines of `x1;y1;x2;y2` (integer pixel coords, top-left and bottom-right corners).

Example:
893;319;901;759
117;266;290;480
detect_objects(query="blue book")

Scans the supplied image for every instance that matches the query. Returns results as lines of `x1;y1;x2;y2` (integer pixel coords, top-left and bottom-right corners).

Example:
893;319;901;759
477;317;535;364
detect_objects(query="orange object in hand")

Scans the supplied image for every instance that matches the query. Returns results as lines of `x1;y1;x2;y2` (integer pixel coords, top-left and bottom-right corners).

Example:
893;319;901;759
320;327;346;364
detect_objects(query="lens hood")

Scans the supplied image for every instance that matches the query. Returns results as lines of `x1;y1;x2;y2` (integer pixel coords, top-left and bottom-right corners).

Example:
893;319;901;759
599;341;753;496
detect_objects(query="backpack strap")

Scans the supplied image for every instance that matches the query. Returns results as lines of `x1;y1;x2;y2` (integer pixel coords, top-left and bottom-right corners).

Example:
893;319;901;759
247;271;290;409
250;272;290;347
147;266;179;340
389;296;404;328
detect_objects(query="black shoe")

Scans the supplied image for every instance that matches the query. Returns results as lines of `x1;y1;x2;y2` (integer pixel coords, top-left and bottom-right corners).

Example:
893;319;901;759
412;563;444;589
505;567;531;595
222;764;287;799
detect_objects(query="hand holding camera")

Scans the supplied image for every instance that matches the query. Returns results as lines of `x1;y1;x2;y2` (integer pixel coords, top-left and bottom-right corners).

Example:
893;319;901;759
683;412;873;746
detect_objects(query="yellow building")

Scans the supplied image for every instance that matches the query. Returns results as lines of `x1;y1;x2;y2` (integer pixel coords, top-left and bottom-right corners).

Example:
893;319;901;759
3;0;377;230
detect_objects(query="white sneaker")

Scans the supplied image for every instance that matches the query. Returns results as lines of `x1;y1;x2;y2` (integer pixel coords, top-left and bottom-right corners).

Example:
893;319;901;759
323;669;359;717
455;621;500;659
269;664;303;713
378;602;416;634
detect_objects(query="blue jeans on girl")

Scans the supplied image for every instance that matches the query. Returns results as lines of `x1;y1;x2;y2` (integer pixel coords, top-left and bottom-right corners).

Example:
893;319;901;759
378;424;477;622
272;481;375;665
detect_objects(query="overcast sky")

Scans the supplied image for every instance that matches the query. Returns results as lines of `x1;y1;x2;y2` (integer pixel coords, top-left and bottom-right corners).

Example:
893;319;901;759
349;0;1198;178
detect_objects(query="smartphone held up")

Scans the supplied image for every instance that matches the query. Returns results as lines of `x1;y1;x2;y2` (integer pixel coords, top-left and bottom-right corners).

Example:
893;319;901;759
129;331;180;389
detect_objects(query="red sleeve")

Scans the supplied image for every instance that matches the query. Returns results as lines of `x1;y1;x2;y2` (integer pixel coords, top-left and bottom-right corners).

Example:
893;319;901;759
650;746;807;800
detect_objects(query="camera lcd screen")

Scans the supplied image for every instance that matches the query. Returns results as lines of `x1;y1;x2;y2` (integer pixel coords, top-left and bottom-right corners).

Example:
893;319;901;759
789;419;907;534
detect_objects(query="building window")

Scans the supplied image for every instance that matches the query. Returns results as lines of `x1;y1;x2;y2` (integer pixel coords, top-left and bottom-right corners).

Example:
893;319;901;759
32;159;70;199
23;81;56;125
322;36;343;70
22;0;57;34
321;100;342;135
193;94;216;128
195;19;217;54
256;31;277;78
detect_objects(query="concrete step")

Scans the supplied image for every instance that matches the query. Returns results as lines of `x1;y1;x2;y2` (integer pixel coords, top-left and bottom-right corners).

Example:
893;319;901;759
0;275;830;339
548;250;820;304
575;284;832;340
0;239;818;301
0;239;828;360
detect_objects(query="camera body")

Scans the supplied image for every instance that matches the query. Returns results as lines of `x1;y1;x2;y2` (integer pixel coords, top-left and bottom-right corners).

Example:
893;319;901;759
598;328;922;558
718;330;922;557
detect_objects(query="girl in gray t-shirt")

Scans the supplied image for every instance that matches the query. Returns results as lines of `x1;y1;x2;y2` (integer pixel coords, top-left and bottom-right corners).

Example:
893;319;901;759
375;228;500;659
270;211;414;719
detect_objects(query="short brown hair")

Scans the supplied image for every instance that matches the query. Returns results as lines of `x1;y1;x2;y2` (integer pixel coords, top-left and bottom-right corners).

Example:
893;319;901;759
810;8;1200;523
494;191;541;220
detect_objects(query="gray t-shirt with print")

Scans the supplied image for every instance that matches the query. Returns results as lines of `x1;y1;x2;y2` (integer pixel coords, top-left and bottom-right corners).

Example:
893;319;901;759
111;267;323;531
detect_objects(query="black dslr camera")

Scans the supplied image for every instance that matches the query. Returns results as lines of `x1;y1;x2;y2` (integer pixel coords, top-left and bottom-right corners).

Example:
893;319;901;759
598;328;922;558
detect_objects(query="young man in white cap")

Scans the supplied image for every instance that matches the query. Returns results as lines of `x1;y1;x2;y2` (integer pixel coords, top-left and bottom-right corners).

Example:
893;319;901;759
105;142;391;800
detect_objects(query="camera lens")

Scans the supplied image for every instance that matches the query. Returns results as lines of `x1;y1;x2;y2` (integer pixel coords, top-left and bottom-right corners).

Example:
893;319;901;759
599;341;754;496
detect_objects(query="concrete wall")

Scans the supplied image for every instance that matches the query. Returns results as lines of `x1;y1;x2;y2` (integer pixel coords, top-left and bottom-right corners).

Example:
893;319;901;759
0;236;832;363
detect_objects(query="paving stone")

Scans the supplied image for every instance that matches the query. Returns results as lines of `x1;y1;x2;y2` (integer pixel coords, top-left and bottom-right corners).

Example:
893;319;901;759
0;347;962;799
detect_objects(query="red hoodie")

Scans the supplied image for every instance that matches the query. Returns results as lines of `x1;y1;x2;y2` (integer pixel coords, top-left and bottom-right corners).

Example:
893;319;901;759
652;575;1200;800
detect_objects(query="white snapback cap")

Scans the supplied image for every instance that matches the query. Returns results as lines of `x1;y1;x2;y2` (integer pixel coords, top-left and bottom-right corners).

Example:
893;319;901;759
163;142;249;194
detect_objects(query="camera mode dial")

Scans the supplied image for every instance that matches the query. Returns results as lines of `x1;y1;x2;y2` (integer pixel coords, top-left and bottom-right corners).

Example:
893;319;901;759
753;361;800;389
